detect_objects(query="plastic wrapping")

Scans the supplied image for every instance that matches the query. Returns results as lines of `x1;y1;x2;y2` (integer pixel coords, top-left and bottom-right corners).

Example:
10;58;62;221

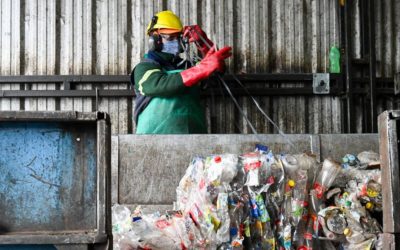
112;204;133;234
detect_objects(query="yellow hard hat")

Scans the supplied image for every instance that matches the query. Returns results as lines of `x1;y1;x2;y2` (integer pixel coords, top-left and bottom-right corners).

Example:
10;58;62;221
146;10;183;35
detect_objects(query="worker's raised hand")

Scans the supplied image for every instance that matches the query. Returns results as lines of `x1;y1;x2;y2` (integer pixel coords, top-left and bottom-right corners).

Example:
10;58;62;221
183;25;214;56
203;46;232;72
180;46;232;87
183;25;208;43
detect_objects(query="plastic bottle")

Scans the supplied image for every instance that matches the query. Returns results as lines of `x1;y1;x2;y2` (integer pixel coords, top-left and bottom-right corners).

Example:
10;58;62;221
261;222;276;250
281;154;299;178
217;192;231;244
342;154;359;168
241;152;263;187
249;197;260;219
292;170;308;226
313;159;341;199
343;227;366;244
218;243;233;250
297;216;314;250
268;157;285;208
112;204;133;234
283;223;292;250
329;46;341;73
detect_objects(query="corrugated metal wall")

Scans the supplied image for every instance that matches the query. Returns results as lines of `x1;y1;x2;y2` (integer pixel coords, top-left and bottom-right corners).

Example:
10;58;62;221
0;0;399;135
374;0;400;120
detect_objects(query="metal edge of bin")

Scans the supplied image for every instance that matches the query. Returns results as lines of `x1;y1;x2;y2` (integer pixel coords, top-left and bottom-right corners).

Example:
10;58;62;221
96;112;112;247
0;111;111;245
378;110;400;249
0;111;101;121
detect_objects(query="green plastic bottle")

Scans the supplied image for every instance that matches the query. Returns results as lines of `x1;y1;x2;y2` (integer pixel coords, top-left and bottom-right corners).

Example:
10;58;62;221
329;46;341;73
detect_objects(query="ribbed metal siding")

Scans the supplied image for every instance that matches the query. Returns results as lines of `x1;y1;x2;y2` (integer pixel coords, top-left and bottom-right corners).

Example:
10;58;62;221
0;0;398;135
375;0;400;119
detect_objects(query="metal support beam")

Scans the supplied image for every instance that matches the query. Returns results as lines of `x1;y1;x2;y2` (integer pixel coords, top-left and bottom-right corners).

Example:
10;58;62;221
0;74;394;98
368;0;377;132
0;87;346;98
344;0;355;133
0;75;130;83
0;73;342;85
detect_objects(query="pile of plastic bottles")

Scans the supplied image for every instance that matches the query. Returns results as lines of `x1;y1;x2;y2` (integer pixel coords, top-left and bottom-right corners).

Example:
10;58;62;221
112;145;382;250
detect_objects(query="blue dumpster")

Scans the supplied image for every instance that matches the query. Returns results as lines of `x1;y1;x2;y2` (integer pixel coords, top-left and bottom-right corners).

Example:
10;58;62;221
0;111;111;249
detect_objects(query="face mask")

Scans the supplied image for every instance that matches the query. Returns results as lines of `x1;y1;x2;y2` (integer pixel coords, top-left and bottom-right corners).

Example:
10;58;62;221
161;40;180;55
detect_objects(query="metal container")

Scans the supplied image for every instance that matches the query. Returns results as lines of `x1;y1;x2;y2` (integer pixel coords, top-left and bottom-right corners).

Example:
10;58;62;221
0;111;111;249
379;110;400;250
112;133;379;212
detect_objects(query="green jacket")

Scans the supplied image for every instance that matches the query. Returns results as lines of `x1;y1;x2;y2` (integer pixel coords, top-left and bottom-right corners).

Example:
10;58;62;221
132;51;207;134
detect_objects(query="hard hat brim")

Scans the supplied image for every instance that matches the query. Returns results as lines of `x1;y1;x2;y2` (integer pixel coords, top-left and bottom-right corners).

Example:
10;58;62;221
157;28;182;34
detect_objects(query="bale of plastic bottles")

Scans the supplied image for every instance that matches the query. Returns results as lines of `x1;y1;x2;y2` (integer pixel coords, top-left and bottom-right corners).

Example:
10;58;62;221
112;145;382;250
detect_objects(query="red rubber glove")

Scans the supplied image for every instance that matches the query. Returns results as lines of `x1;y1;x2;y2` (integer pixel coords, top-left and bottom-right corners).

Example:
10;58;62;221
181;46;232;87
183;25;214;56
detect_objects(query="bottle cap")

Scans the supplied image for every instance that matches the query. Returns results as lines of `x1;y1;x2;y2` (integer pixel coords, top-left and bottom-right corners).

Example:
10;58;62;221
345;200;352;207
255;144;269;153
288;179;296;188
132;216;142;222
366;202;374;210
230;227;238;236
214;156;221;163
343;228;351;236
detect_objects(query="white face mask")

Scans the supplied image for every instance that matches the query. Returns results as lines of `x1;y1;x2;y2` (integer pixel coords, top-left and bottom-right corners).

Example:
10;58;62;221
161;40;180;55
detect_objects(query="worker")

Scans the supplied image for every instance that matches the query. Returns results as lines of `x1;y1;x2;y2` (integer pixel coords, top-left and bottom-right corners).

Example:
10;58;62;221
131;10;232;134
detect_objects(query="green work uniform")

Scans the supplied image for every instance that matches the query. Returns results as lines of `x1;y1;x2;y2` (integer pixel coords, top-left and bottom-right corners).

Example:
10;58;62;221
133;51;207;134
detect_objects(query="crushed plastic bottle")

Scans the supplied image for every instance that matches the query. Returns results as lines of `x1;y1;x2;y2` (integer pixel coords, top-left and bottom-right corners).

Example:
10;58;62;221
112;204;133;234
297;215;315;250
342;154;360;169
217;192;231;244
292;170;309;226
242;152;262;186
313;159;341;200
113;147;383;250
318;206;347;241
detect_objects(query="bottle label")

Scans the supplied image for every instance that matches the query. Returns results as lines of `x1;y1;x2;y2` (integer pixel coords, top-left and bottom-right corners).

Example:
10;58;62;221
155;219;171;229
313;182;325;199
244;160;261;172
304;232;313;240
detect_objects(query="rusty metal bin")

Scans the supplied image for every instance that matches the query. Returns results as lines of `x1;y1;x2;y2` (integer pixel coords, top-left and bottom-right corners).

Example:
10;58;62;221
0;111;111;249
379;110;400;249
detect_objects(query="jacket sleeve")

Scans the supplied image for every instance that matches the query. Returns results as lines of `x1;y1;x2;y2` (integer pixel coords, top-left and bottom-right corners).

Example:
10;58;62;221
133;62;186;97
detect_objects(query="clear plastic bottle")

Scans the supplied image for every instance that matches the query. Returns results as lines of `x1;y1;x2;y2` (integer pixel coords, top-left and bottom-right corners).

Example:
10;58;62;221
313;159;341;199
112;204;133;234
217;192;230;244
343;216;366;244
297;215;315;250
292;170;308;226
283;223;292;250
261;222;276;250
